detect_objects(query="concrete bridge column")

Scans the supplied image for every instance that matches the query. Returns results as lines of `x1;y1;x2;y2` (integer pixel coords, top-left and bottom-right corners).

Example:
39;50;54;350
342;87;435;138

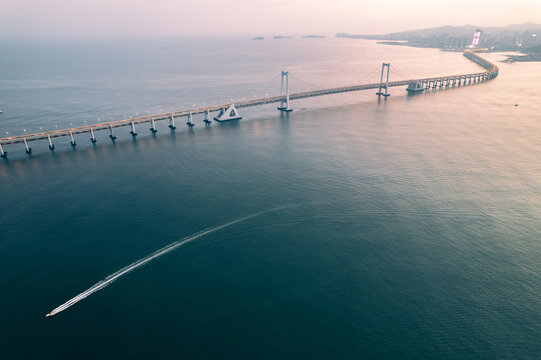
186;113;195;127
91;128;97;143
48;134;54;150
24;138;31;154
150;118;157;133
109;124;117;140
130;121;138;136
69;131;76;147
0;143;5;158
168;114;176;130
204;110;212;125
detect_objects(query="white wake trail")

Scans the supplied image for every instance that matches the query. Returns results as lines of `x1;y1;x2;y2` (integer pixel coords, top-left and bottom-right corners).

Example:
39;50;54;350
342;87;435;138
46;212;264;317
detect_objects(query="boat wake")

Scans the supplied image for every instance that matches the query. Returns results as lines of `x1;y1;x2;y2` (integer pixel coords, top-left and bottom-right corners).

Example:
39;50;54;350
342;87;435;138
46;211;268;317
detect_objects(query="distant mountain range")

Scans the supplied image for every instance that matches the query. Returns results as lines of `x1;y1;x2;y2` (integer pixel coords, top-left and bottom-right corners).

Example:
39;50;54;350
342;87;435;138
337;23;541;40
337;23;541;55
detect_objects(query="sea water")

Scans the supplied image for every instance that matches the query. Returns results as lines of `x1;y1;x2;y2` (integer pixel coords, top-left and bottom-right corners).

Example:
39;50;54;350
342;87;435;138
0;38;540;359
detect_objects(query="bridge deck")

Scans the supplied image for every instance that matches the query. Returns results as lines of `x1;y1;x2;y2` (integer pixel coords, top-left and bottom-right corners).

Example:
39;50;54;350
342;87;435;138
0;51;498;146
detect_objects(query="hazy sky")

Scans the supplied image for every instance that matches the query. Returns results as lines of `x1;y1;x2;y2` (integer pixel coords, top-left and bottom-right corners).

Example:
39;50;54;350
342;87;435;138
1;0;540;39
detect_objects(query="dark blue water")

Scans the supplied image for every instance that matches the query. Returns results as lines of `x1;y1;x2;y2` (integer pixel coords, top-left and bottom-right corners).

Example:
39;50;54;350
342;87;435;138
1;38;540;359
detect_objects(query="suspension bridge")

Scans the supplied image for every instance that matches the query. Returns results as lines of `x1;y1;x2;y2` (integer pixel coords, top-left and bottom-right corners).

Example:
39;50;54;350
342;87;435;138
0;50;498;157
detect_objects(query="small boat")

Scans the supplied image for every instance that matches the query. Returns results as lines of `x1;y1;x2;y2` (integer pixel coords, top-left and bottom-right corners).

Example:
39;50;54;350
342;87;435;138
406;81;426;93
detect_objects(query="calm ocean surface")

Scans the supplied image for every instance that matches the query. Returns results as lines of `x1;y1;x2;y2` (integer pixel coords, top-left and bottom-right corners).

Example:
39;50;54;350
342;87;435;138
0;38;540;359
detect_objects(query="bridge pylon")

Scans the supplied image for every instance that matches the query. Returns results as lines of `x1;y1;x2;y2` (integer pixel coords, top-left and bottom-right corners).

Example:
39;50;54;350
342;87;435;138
277;71;292;112
376;63;391;97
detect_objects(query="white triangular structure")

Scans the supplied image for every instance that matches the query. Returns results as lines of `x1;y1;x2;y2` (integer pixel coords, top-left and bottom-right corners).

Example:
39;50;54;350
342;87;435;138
213;104;242;122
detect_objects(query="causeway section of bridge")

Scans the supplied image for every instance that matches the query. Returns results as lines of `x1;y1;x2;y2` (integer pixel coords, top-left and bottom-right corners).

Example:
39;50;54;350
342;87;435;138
0;50;498;157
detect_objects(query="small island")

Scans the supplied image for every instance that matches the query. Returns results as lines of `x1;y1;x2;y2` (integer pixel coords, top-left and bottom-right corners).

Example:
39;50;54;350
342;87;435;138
273;35;293;39
252;36;264;40
303;35;326;39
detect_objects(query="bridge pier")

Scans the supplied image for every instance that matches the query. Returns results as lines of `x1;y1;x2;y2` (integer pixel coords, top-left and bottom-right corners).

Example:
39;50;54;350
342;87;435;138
0;143;6;158
204;110;211;125
150;118;158;133
109;125;117;140
91;128;97;143
277;71;293;112
48;134;55;150
186;113;195;127
130;121;138;136
24;138;31;154
168;114;176;130
69;131;76;147
376;63;391;97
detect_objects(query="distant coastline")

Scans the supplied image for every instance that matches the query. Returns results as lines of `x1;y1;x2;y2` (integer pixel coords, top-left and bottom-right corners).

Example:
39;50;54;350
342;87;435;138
336;23;541;62
251;35;326;40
